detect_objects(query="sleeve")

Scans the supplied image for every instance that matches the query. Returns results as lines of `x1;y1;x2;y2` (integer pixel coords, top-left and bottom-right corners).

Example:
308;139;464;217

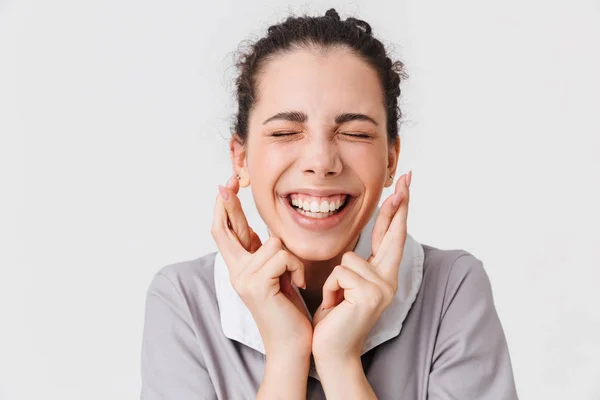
140;272;217;400
428;255;519;400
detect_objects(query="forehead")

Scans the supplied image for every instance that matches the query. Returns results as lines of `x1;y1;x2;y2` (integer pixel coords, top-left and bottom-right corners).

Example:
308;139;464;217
252;47;385;123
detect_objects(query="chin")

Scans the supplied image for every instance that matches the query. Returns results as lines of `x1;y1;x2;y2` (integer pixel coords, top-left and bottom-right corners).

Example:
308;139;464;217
281;235;351;262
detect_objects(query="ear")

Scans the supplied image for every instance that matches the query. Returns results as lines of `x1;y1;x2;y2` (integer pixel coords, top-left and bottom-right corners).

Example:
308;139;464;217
229;135;251;187
384;136;400;188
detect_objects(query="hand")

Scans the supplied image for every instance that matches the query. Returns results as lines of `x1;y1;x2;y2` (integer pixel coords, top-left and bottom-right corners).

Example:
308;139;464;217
216;176;262;253
311;172;412;368
211;175;313;358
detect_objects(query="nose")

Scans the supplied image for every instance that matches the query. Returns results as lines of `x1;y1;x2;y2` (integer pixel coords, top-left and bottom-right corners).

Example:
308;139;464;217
299;135;343;179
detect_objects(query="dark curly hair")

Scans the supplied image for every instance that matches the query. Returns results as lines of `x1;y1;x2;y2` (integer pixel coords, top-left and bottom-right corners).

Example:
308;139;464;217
231;8;408;144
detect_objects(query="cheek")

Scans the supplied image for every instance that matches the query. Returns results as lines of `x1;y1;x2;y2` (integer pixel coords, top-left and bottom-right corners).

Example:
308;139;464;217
246;146;292;202
341;144;388;187
248;149;286;178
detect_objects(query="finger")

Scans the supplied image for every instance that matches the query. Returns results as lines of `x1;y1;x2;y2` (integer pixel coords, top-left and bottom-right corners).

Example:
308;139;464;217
321;265;364;309
244;236;284;275
313;294;341;326
218;184;253;251
340;251;385;286
371;175;406;256
255;249;306;289
371;173;410;281
225;174;240;194
211;192;248;270
312;301;330;326
280;271;310;318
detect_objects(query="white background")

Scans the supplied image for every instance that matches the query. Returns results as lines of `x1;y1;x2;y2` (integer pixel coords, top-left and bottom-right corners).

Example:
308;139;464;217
2;0;599;399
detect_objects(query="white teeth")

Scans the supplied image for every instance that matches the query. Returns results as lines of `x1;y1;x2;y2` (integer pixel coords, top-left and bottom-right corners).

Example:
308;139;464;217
296;209;333;218
310;201;319;213
290;194;348;217
319;201;330;212
329;201;336;211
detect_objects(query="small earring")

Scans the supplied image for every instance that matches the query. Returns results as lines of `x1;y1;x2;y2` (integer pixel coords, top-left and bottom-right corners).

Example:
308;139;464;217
235;173;241;180
389;174;394;180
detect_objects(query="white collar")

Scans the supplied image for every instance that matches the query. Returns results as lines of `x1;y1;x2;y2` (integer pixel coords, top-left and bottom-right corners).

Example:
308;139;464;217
214;207;424;377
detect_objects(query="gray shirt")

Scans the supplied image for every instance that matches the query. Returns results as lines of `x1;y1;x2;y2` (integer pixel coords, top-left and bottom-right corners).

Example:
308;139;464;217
141;215;518;399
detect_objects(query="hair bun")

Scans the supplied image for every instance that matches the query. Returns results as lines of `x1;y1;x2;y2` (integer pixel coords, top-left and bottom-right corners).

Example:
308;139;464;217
346;17;372;35
325;8;341;21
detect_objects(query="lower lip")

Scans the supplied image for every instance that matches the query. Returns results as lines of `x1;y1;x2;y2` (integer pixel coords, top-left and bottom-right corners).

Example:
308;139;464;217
281;196;355;231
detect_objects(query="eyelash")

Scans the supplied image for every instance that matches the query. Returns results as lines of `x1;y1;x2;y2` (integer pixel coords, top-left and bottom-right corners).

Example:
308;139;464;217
270;132;297;137
271;132;372;139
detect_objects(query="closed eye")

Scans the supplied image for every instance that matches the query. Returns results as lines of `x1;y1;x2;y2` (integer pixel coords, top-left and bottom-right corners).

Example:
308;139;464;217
343;132;372;139
270;132;372;139
271;132;299;137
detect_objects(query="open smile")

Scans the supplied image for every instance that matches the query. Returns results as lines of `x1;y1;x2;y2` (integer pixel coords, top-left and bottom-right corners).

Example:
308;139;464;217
279;191;356;231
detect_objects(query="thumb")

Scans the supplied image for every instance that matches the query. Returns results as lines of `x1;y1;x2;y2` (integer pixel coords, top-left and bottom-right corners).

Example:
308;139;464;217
312;303;333;327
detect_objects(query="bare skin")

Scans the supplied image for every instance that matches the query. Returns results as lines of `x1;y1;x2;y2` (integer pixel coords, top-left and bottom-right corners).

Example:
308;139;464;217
213;171;411;399
212;46;413;399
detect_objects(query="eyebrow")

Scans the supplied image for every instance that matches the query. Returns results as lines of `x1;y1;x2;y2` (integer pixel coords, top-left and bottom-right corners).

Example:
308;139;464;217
262;111;379;126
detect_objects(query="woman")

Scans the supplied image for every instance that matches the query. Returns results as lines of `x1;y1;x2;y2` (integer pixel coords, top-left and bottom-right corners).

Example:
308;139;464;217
140;8;518;400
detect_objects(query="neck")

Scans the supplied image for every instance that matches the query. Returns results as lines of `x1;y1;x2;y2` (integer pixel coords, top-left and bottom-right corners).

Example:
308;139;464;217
298;234;361;315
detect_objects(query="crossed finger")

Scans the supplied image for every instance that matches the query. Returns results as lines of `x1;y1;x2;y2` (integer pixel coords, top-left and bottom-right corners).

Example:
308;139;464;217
211;190;248;270
217;177;254;251
212;183;282;279
369;171;411;283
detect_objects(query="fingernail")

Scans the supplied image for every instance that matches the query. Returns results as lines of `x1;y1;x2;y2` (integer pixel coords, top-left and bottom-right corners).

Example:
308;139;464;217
218;185;229;201
392;191;404;207
407;170;412;188
226;175;236;188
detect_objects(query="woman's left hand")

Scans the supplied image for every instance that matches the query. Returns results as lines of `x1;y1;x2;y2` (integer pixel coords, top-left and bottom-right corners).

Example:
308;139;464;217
311;171;412;372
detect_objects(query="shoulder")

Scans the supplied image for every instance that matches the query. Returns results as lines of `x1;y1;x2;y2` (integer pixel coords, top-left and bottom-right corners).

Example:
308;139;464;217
420;243;488;288
419;244;493;315
146;252;218;306
141;254;222;397
419;245;517;397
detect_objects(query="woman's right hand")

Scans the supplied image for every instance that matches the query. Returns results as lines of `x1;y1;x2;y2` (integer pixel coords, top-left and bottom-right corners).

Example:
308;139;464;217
211;176;313;359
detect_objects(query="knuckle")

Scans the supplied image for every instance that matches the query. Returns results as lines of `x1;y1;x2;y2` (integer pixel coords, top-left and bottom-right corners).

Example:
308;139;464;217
333;265;345;275
381;282;395;304
341;251;355;265
267;237;282;249
364;285;384;308
277;249;288;259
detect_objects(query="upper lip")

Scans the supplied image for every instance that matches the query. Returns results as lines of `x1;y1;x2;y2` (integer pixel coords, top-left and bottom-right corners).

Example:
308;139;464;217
280;188;357;197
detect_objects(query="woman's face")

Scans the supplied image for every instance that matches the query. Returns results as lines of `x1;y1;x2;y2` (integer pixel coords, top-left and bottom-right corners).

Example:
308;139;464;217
233;46;399;261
